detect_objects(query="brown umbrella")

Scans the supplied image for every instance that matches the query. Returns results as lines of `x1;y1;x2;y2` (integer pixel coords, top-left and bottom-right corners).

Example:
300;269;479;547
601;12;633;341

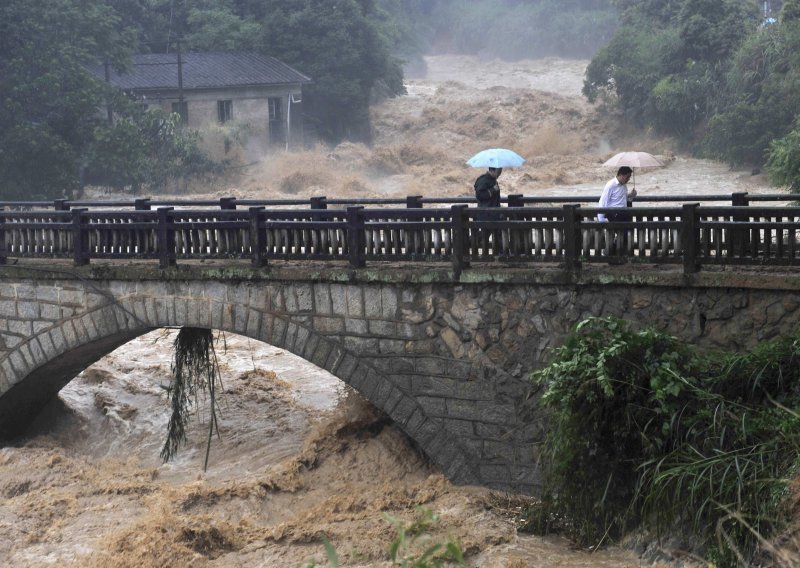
602;151;663;168
602;151;663;189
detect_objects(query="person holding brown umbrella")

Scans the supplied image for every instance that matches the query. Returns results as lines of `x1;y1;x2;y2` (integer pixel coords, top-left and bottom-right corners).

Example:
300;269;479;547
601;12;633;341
597;166;636;222
597;151;663;222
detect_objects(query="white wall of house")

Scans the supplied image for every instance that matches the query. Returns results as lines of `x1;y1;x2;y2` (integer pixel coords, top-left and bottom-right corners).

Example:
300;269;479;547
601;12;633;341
138;85;304;161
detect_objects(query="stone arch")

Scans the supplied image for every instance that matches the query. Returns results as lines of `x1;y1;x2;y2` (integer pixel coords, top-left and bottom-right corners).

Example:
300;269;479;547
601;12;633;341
0;285;481;485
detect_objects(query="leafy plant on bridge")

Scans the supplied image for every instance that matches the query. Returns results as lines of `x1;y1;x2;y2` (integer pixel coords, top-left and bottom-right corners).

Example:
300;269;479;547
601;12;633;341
161;327;222;471
524;317;800;565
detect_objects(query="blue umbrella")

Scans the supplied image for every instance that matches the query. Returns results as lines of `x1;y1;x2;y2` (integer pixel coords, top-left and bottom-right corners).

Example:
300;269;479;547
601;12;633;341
466;148;526;168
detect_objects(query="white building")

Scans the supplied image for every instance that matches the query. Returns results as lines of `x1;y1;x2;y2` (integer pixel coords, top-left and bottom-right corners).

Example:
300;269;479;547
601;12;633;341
93;52;312;156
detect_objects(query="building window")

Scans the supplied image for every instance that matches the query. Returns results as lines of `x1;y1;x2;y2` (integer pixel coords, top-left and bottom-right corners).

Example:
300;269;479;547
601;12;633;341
217;100;233;123
268;97;281;121
171;101;188;124
268;97;285;144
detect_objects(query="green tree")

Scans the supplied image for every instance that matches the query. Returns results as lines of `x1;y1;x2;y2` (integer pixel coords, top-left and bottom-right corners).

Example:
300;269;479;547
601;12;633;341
584;0;761;149
765;118;800;190
782;0;800;22
584;26;683;120
375;0;433;76
83;101;220;193
183;2;261;51
703;18;800;165
258;0;404;142
677;0;755;63
0;0;135;199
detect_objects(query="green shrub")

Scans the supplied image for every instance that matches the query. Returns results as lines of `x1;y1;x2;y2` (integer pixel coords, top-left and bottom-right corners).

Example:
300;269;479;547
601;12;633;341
766;121;800;191
525;317;800;565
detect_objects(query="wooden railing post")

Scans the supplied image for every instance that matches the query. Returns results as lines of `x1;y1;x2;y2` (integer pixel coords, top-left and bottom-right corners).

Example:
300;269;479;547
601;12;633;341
347;206;365;268
249;206;266;267
0;208;6;265
682;203;699;274
451;205;470;278
157;207;176;268
508;194;524;207
72;208;89;266
310;196;328;209
563;204;581;272
135;198;151;210
731;192;749;256
406;195;423;209
732;192;749;207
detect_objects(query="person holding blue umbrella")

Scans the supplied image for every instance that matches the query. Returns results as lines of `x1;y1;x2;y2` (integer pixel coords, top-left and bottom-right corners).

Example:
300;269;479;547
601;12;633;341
466;148;525;208
467;148;525;255
474;167;502;207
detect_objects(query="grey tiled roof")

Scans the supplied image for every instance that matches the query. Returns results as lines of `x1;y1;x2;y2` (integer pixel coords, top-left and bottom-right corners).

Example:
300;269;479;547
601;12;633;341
91;52;311;91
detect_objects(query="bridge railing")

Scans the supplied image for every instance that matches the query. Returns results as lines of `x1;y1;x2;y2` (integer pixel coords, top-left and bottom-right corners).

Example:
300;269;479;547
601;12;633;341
3;204;800;274
0;191;793;212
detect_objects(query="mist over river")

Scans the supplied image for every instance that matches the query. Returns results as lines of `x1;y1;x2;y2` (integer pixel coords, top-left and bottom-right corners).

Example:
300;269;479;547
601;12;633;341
1;54;781;567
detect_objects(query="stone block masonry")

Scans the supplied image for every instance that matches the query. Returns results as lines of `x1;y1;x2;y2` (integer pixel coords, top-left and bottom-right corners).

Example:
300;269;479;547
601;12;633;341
1;263;799;494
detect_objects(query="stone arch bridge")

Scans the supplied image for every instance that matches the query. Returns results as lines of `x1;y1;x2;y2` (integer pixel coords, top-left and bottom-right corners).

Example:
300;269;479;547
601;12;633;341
1;263;799;494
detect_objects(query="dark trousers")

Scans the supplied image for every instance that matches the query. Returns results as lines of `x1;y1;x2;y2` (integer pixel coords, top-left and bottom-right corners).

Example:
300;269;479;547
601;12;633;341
607;209;631;253
476;206;504;255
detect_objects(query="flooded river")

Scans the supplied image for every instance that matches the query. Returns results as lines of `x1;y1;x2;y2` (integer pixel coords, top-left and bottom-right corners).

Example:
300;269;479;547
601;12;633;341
0;331;660;567
1;54;783;566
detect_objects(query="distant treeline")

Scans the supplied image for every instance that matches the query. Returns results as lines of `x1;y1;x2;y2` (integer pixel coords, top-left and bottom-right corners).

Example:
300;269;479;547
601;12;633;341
584;0;800;189
11;0;800;201
404;0;619;62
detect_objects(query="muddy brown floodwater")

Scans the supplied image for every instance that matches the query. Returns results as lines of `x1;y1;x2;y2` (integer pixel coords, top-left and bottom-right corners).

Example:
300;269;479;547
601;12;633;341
2;54;787;567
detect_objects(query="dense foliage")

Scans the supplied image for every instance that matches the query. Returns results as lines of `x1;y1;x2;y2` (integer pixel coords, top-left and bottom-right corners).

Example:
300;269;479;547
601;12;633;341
0;0;132;199
766;118;800;190
257;0;405;142
0;0;221;199
584;0;800;186
526;317;800;564
83;105;221;193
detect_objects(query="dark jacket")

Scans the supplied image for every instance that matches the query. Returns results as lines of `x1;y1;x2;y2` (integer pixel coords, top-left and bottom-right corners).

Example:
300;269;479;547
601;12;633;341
474;173;501;207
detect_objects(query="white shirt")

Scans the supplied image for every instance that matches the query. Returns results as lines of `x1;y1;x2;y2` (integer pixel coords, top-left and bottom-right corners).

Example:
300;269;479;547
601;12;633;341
597;177;630;222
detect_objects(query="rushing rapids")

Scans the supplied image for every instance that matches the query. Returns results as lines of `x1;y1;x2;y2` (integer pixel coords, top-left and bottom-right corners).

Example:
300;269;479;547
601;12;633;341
0;54;777;566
